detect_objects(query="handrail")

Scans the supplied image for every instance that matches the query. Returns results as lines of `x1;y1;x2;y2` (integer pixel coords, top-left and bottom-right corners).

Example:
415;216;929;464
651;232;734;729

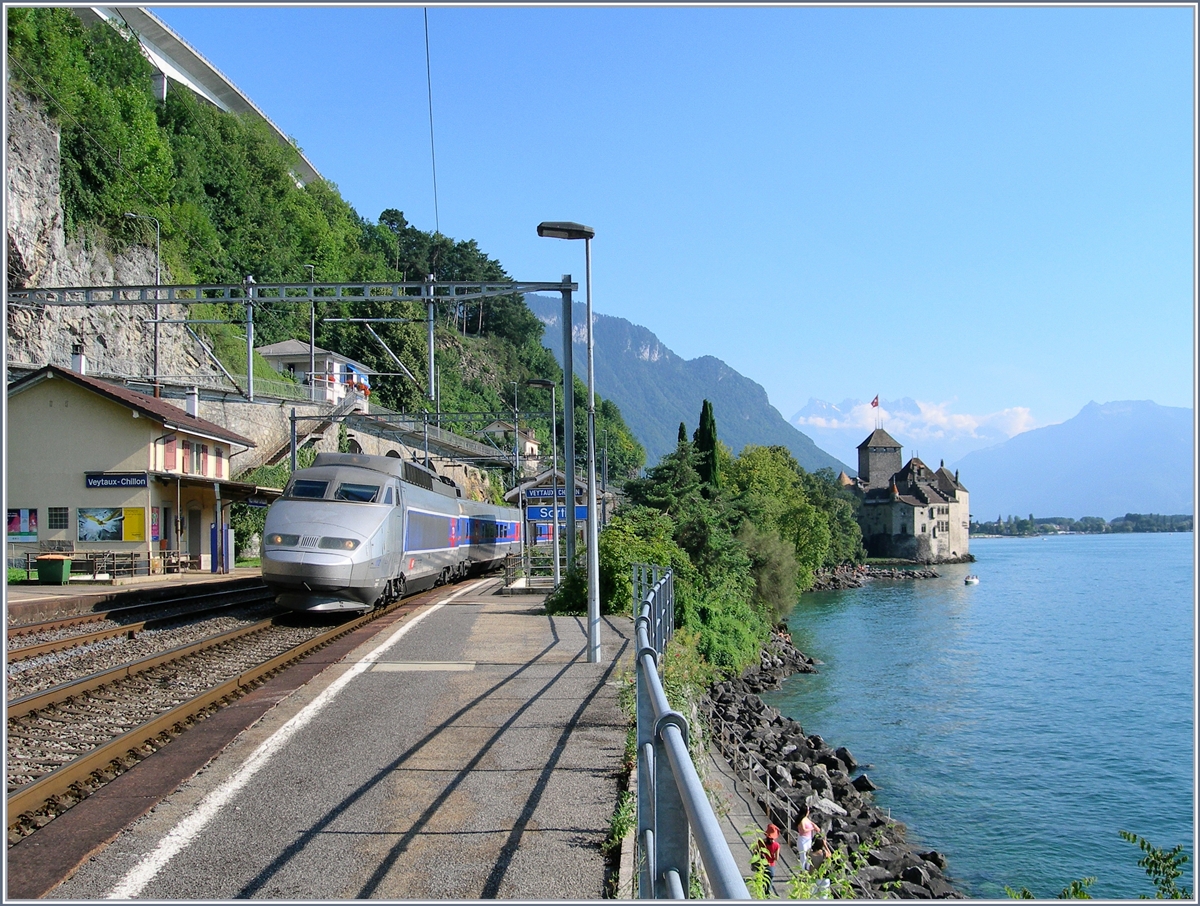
633;564;750;899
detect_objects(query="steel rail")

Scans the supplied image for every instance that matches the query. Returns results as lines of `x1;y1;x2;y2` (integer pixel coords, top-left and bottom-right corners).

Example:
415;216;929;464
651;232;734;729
6;582;270;640
8;618;280;715
6;593;425;829
6;596;278;663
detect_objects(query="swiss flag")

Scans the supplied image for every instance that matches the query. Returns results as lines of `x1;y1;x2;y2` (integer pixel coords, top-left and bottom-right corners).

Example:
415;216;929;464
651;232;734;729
871;395;879;408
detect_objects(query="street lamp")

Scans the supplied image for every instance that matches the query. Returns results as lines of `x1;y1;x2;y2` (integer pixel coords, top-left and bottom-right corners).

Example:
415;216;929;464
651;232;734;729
125;212;160;390
527;378;560;586
537;220;600;663
305;264;316;401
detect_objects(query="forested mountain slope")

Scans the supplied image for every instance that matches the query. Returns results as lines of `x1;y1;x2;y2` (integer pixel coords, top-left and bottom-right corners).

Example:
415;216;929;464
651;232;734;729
525;295;851;473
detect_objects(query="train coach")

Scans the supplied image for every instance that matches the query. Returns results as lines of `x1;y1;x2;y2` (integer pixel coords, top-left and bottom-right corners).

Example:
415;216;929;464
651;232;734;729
261;452;521;613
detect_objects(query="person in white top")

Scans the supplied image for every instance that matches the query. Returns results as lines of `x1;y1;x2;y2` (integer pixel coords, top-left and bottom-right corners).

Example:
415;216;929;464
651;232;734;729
794;803;828;871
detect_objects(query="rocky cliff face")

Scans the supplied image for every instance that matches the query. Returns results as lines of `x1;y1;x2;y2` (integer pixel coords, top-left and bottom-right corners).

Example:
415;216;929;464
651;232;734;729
5;86;221;383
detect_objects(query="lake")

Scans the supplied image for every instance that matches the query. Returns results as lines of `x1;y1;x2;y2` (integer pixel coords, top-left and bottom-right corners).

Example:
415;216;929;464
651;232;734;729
765;533;1194;898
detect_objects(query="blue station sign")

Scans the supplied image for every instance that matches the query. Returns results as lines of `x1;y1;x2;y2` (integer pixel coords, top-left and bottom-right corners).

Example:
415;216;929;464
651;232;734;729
85;472;148;489
526;505;588;521
524;487;584;499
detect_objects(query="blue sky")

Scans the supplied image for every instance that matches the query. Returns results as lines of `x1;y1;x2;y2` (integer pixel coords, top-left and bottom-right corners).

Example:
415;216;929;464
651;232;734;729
149;4;1196;464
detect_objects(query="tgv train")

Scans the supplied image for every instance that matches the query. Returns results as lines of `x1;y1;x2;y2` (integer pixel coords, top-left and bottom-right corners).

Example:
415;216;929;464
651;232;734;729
261;452;521;613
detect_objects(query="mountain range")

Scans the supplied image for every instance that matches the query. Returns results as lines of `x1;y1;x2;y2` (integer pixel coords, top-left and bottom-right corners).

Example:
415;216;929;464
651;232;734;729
523;295;850;474
952;400;1194;520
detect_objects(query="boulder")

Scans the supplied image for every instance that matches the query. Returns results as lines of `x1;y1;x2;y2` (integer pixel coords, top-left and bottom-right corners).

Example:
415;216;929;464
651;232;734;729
919;850;948;871
853;773;879;792
835;746;858;772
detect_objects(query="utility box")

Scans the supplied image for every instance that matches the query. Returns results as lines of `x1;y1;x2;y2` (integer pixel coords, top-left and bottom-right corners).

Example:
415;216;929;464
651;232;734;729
210;524;234;573
36;553;72;584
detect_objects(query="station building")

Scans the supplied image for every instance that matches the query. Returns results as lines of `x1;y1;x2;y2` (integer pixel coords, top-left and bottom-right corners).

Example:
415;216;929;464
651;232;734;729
6;363;277;573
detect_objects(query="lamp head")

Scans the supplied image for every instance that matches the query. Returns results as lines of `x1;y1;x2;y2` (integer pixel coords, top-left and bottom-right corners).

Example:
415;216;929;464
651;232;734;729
537;221;595;241
526;379;553;389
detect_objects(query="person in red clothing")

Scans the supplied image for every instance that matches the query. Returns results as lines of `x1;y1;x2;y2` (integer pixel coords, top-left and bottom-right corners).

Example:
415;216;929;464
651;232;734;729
753;823;782;893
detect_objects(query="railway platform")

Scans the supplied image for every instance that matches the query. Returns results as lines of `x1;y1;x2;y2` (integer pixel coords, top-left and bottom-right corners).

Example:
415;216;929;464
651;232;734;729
4;567;264;624
21;577;637;900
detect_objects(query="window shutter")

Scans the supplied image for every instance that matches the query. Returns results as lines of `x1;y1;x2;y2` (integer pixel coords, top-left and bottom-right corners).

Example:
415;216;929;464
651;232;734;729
182;441;192;474
216;448;224;479
201;445;209;476
165;436;176;471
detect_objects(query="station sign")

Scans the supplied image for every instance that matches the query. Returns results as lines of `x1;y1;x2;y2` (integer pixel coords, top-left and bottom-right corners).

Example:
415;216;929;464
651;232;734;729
85;471;148;489
524;487;584;499
525;505;588;521
245;496;269;508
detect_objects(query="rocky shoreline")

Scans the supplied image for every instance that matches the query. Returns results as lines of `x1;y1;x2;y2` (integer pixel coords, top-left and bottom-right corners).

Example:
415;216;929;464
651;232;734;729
701;628;964;898
807;564;942;592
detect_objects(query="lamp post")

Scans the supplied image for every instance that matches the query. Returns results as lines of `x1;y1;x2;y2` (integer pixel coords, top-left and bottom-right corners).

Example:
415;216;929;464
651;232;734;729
305;264;316;401
527;378;560;586
511;381;520;487
537;220;599;663
125;212;160;390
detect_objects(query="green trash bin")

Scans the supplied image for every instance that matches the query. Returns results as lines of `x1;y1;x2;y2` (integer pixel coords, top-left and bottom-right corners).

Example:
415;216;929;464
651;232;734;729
36;554;72;585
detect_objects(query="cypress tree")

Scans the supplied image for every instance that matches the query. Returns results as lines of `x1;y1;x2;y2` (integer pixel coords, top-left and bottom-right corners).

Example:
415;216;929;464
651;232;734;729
678;421;688;445
695;399;720;490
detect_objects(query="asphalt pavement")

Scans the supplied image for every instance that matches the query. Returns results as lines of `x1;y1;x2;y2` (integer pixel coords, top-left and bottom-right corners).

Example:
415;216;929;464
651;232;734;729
48;579;635;900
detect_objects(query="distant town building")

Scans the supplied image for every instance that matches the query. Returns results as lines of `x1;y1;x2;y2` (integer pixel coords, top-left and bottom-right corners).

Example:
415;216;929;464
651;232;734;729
848;428;970;562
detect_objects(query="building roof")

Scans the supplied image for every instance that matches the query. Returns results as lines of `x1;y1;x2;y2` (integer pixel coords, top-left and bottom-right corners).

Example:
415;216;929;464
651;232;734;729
935;466;968;495
9;366;256;448
255;340;372;378
857;428;902;450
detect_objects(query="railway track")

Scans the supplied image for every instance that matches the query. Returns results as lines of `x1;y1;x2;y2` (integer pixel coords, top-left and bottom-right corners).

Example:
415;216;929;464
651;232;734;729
6;593;420;845
7;594;278;664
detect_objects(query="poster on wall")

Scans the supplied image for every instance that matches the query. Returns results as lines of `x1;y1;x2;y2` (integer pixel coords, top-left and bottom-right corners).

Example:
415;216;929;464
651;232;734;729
77;507;146;542
7;509;38;541
151;507;160;543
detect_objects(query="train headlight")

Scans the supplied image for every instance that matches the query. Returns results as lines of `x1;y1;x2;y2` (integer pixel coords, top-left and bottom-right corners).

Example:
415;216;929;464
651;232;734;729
318;537;360;551
266;533;300;546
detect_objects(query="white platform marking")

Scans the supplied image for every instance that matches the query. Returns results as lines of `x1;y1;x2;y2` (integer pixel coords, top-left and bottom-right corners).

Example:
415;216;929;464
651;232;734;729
106;583;480;899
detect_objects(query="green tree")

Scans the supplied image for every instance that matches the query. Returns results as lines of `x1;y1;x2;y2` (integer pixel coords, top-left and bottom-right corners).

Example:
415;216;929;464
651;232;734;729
694;399;720;491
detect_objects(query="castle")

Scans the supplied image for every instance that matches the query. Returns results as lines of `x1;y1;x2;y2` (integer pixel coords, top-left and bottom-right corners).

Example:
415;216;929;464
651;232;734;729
840;428;970;562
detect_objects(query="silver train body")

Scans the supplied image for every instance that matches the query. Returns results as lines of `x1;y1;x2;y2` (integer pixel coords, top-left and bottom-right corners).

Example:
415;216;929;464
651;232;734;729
261;453;522;613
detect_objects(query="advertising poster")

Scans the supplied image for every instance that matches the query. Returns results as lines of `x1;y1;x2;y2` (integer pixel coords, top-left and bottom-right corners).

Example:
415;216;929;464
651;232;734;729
78;508;124;541
151;507;160;543
123;508;146;543
7;508;38;542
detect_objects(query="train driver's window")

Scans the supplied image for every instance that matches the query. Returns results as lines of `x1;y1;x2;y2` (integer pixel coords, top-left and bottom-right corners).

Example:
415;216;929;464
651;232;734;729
384;487;393;505
334;483;379;503
289;479;328;498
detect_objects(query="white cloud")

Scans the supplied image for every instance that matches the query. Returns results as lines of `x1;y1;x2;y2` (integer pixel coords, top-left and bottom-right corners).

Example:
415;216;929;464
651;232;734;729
792;398;1041;468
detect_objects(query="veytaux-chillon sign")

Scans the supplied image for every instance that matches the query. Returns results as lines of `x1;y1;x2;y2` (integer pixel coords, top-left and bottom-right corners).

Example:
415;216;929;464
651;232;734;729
85;472;148;489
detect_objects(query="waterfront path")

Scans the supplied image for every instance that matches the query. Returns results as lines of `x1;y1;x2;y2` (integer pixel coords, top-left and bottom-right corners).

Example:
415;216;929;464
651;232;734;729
44;578;634;899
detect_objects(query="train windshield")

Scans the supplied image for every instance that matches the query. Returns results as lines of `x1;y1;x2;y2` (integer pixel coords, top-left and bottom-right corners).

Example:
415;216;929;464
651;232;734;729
288;479;329;498
334;482;380;503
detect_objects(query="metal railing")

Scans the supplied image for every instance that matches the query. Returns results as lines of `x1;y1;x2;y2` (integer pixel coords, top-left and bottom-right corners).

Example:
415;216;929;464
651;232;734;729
634;564;750;899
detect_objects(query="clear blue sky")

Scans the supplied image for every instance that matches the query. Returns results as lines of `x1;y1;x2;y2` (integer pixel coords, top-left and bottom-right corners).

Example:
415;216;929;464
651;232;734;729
149;4;1195;453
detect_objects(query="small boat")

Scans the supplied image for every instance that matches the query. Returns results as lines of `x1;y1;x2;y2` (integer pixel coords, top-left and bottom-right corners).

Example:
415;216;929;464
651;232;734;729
964;575;980;585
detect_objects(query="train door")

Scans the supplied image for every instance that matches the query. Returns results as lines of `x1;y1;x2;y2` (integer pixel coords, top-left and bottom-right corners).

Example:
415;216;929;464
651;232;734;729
390;484;405;579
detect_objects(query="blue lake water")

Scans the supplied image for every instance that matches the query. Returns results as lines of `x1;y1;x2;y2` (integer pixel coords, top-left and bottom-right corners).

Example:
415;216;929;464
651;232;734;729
764;533;1195;898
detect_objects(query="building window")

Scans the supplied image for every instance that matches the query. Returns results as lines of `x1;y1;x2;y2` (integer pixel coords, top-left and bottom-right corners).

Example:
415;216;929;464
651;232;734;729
192;443;202;474
48;507;69;530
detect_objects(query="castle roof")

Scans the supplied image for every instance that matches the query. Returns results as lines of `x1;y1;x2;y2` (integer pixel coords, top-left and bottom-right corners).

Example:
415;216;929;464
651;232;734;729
935;466;968;495
857;428;902;450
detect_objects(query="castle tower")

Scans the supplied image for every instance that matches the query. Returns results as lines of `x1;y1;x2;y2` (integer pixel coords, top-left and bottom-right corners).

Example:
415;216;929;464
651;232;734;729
857;428;903;490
